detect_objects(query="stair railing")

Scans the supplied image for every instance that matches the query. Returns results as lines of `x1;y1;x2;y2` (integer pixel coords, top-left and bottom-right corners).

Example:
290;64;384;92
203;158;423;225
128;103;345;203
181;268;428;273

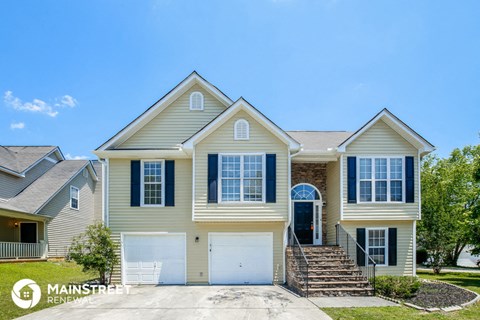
335;224;376;295
288;226;309;297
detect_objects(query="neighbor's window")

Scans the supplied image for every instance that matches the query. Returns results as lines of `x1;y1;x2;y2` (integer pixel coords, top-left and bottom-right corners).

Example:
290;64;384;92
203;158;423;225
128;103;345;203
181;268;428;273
367;228;387;265
190;91;204;110
70;186;79;210
234;119;250;140
359;157;403;202
220;154;264;202
142;160;164;206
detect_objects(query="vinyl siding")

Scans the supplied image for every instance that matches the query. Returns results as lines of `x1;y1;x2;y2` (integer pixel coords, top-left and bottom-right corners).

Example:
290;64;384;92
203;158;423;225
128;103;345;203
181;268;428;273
107;159;285;284
194;110;289;222
326;160;341;245
342;120;420;220
118;85;226;149
341;220;415;276
39;172;97;257
0;159;56;201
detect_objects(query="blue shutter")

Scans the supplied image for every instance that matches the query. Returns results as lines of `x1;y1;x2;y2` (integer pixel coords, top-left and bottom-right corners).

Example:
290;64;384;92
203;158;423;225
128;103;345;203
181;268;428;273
347;157;357;203
208;154;218;203
130;160;141;207
356;228;366;266
165;160;175;206
405;156;414;203
388;228;397;266
266;154;276;203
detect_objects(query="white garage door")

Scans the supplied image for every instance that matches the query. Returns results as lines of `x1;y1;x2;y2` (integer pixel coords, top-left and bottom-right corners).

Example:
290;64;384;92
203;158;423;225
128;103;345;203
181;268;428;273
123;233;186;285
209;233;273;284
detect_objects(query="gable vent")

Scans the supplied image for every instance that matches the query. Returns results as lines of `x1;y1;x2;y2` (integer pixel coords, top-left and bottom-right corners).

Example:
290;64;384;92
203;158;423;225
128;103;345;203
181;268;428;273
234;119;250;140
190;91;204;110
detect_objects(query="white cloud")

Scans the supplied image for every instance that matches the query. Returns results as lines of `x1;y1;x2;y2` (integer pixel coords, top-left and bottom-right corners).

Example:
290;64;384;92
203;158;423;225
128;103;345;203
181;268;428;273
65;153;89;160
4;91;78;117
10;121;25;130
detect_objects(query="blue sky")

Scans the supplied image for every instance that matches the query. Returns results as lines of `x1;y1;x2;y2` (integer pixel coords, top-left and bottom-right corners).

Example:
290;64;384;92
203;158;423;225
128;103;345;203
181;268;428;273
1;0;478;159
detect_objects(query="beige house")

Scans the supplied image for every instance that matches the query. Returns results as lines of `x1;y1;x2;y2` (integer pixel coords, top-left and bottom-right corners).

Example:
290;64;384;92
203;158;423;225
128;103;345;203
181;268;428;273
0;146;101;259
94;72;434;293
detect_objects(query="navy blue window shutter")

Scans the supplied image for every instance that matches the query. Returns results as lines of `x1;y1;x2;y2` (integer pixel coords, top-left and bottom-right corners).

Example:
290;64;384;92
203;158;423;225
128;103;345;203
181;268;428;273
266;154;276;203
356;228;366;266
388;228;397;266
208;154;218;203
130;160;141;207
347;157;357;203
405;156;414;203
165;160;175;206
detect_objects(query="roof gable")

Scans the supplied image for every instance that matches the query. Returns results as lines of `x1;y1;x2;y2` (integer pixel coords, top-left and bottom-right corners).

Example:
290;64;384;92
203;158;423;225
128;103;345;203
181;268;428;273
182;98;301;151
0;146;64;177
97;71;233;151
337;108;435;156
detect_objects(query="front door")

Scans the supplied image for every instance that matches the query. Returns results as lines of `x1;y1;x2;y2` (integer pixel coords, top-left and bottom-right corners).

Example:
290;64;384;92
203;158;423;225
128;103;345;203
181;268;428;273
294;202;314;244
20;223;37;243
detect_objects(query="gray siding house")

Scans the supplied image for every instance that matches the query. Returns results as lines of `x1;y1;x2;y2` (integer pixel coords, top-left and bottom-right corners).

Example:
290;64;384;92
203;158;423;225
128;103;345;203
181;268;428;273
0;146;102;259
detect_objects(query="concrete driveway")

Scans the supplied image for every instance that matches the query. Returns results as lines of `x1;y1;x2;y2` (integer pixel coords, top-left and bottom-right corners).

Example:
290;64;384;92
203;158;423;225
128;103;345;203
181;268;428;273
19;285;332;320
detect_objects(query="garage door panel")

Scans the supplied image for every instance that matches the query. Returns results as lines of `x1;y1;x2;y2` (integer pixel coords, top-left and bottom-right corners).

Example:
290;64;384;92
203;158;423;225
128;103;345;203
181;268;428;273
210;233;273;285
123;234;186;285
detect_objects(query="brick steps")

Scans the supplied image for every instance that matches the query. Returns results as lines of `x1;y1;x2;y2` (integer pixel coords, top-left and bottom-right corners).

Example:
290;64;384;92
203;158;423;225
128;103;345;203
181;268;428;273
286;245;374;297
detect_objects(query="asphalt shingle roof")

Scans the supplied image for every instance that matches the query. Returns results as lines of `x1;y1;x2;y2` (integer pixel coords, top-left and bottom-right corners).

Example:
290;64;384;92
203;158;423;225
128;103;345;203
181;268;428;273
286;131;354;153
3;160;88;214
0;146;57;174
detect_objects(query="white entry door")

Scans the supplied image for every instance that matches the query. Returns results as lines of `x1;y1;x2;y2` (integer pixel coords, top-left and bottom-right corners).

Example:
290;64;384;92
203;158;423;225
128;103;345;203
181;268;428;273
122;233;186;285
209;233;273;284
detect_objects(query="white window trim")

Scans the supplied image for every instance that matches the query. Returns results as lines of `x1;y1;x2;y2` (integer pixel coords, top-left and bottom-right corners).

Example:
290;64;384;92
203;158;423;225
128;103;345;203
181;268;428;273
357;156;406;204
189;91;204;111
234;119;250;140
366;227;389;267
218;153;266;204
140;159;165;207
70;186;80;210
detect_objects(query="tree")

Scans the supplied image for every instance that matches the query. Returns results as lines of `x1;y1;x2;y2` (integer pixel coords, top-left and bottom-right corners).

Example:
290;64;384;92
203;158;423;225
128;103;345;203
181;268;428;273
69;223;119;284
418;145;480;273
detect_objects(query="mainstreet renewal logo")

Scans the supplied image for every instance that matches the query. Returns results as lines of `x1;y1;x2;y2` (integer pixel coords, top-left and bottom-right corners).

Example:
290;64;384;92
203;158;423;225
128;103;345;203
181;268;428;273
11;279;41;309
11;279;131;308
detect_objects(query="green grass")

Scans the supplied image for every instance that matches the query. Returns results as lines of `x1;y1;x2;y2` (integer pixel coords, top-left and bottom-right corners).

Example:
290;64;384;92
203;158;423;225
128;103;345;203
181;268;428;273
0;261;96;320
322;271;480;320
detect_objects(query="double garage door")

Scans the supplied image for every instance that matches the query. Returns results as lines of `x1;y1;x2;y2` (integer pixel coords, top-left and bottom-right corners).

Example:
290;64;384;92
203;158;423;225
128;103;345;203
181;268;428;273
122;233;273;285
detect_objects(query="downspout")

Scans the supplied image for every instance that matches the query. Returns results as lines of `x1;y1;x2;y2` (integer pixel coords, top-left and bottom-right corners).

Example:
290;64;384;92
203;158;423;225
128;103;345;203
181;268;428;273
98;158;109;227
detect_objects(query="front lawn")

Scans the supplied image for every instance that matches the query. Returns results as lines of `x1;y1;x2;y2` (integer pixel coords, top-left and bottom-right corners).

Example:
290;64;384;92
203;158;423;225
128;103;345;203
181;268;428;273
0;261;96;320
322;271;480;320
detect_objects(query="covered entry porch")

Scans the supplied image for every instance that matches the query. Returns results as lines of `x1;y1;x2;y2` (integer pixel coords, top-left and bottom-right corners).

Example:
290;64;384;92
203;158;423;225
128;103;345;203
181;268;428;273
0;209;49;259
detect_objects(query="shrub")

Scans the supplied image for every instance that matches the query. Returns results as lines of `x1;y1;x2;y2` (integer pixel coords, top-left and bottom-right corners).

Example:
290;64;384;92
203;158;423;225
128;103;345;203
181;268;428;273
375;276;421;299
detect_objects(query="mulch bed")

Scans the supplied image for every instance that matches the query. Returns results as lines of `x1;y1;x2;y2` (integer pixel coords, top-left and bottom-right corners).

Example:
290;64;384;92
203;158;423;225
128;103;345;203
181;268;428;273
404;281;477;308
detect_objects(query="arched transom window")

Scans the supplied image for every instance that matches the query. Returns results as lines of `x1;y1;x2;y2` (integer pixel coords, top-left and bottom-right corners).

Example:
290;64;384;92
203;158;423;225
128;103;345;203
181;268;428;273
234;119;250;140
190;91;204;110
291;184;320;200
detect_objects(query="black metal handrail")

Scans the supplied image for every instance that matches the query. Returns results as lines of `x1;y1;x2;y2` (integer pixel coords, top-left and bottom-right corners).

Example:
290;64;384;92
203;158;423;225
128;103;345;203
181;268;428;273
335;224;376;295
288;226;309;297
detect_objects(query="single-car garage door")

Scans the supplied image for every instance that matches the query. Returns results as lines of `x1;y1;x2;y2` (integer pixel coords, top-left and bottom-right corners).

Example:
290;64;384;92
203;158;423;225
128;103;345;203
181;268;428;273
209;233;273;284
123;233;186;285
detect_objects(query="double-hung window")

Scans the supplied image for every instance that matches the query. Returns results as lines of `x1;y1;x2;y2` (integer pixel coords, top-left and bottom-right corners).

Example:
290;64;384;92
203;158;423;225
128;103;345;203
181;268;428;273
142;160;164;206
358;157;404;202
367;228;388;265
220;154;264;202
70;186;79;210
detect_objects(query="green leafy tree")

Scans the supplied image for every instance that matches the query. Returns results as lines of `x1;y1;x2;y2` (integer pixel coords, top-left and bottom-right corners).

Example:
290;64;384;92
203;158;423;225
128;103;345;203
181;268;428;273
69;223;119;284
418;145;480;273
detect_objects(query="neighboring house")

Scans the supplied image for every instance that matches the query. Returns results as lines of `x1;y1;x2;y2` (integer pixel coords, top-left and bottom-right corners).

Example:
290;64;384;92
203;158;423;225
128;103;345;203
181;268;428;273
0;146;101;259
94;72;434;290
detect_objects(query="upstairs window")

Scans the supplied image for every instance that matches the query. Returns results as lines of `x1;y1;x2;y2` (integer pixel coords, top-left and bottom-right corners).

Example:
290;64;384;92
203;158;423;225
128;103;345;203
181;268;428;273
70;186;79;210
234;119;250;140
359;157;403;203
190;91;204;110
220;154;264;202
142;160;164;206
